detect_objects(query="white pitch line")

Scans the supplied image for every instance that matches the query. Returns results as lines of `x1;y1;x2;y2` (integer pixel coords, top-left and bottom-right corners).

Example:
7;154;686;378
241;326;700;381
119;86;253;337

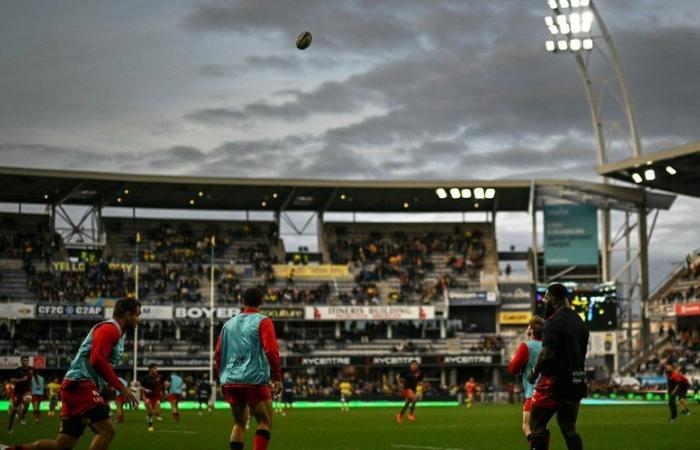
392;445;464;450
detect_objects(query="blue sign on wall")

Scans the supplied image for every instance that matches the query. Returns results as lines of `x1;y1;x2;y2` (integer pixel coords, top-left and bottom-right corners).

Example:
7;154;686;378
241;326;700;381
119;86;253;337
544;204;599;267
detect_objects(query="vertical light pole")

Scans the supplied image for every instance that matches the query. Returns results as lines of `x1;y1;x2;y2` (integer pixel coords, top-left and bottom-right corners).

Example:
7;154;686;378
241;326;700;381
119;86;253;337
209;235;216;385
132;231;140;383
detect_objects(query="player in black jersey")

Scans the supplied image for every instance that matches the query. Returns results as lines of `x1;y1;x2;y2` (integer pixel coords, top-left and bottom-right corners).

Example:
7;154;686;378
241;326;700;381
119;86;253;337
396;360;424;423
7;356;33;433
527;284;589;450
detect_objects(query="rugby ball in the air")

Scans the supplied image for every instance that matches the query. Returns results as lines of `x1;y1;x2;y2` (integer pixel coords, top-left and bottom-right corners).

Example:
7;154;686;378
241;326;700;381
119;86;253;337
296;31;312;50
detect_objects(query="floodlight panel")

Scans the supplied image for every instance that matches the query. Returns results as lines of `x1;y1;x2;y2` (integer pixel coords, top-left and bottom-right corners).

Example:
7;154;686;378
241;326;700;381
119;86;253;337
436;188;447;199
570;39;582;51
546;40;556;52
632;173;643;183
666;166;677;175
545;16;555;26
474;188;485;199
449;188;461;199
558;40;568;51
583;38;593;50
461;189;472;199
644;169;656;181
485;188;496;199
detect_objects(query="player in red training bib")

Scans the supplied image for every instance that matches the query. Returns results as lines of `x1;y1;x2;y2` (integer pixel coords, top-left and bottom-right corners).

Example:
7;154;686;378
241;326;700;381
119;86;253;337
1;298;140;450
141;364;165;431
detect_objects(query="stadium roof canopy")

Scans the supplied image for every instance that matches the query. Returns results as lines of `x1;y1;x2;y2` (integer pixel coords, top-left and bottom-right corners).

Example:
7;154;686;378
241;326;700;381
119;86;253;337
0;166;675;214
597;139;700;198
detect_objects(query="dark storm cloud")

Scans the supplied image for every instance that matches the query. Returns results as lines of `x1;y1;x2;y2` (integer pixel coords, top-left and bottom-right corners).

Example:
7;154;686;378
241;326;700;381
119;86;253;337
0;143;209;174
187;77;379;125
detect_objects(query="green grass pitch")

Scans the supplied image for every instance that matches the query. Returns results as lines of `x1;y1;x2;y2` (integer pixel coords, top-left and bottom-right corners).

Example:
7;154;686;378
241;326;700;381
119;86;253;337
1;403;698;450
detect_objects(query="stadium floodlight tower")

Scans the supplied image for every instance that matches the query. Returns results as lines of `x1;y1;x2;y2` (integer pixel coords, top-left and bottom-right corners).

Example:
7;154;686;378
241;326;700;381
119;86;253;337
544;0;643;282
544;0;652;359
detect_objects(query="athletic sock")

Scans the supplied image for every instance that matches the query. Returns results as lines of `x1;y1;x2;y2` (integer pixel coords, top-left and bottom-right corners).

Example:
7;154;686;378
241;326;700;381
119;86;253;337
253;429;271;450
230;442;244;450
528;432;550;450
564;433;583;450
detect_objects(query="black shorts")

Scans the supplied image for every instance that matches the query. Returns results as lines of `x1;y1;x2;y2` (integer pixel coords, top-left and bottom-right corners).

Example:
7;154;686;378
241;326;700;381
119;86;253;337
198;397;209;403
281;392;294;404
59;404;111;439
678;387;689;399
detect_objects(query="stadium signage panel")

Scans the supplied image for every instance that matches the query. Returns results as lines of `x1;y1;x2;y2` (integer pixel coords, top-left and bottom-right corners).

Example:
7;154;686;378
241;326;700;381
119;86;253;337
448;290;498;306
370;356;422;366
499;311;532;325
273;264;351;279
0;303;35;319
675;302;700;317
174;306;241;320
300;357;352;367
140;357;211;367
544;204;599;267
0;356;43;369
587;332;617;356
304;306;435;321
441;355;495;365
51;262;134;272
36;304;103;320
260;307;304;320
104;305;173;320
498;283;533;309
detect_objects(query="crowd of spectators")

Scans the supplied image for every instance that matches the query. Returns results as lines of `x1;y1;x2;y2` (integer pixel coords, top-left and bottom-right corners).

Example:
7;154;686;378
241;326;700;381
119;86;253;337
329;226;486;304
657;254;700;305
0;216;61;262
634;324;700;383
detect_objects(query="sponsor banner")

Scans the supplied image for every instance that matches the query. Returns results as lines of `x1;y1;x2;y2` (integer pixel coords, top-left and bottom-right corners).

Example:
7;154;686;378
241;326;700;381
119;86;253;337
639;375;666;386
36;304;104;320
370;356;422;366
51;262;135;272
588;332;617;356
105;305;173;321
305;306;435;321
174;306;241;320
448;290;498;306
140;357;211;367
499;303;533;311
0;303;35;319
499;283;533;305
0;356;43;369
284;354;501;368
273;264;351;279
260;308;305;320
544;204;599;267
440;355;496;366
499;311;532;325
300;357;352;367
675;302;700;317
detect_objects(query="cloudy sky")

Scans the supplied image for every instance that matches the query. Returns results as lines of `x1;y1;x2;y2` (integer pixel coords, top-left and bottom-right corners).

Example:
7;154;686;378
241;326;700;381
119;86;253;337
1;0;699;285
